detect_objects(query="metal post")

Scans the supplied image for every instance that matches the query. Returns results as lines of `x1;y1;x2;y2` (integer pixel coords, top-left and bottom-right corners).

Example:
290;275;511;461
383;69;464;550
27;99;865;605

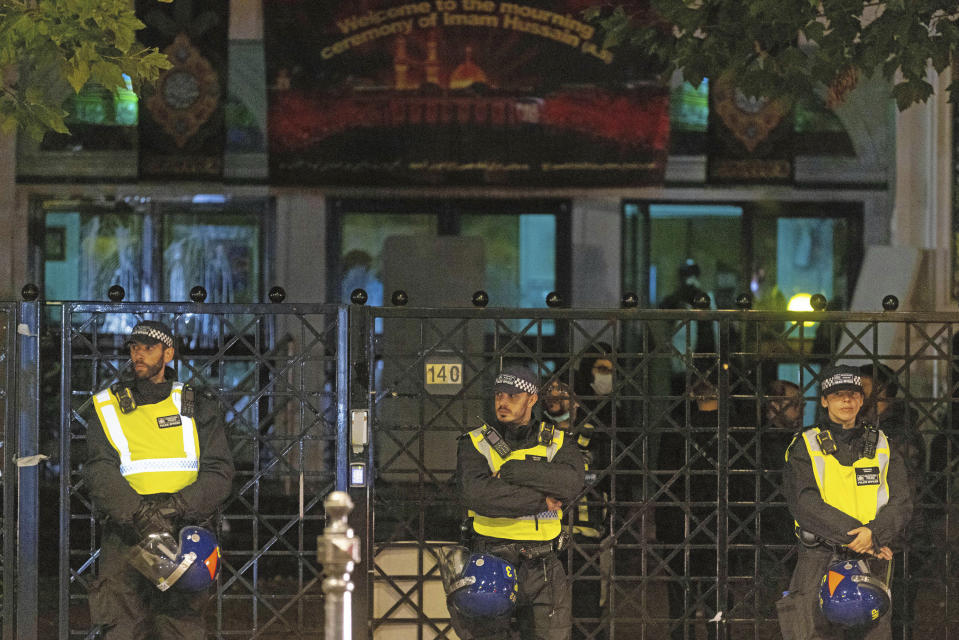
1;303;17;640
16;298;40;640
320;491;359;640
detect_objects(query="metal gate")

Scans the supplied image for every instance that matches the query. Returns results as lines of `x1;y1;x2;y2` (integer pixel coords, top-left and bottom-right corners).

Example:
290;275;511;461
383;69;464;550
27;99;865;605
3;298;959;638
52;301;350;639
364;304;959;640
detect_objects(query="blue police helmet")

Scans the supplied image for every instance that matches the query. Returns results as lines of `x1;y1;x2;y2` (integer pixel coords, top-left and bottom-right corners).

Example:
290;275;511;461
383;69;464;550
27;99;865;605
448;553;518;618
819;559;890;627
128;525;221;592
174;526;221;591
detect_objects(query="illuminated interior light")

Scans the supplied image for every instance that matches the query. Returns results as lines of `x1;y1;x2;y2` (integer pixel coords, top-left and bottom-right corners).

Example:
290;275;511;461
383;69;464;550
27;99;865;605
787;293;817;327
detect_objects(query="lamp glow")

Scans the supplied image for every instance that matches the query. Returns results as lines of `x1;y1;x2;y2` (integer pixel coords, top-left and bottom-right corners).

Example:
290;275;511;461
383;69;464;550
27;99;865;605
787;293;817;327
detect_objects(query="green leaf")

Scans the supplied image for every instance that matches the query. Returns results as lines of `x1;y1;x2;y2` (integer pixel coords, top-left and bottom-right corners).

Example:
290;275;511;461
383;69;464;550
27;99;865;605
65;56;89;93
892;78;934;110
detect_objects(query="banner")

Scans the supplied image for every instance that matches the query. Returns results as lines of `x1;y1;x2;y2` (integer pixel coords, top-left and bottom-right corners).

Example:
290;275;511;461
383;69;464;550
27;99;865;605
707;73;794;184
264;1;669;186
136;0;229;180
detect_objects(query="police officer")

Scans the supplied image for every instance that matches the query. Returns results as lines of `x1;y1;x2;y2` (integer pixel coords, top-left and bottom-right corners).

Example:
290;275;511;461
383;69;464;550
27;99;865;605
454;365;585;640
776;364;912;640
85;321;234;639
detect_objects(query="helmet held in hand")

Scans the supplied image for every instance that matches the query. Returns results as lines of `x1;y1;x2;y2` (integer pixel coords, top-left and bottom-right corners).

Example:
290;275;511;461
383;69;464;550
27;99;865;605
128;526;221;592
819;559;890;627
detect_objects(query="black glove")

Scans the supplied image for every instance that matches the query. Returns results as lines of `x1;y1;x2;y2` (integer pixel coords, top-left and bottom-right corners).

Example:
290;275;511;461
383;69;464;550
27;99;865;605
157;493;189;522
132;502;176;539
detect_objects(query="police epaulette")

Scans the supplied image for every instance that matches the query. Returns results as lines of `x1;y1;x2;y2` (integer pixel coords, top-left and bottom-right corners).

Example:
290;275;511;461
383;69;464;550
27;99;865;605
180;384;196;418
110;381;136;414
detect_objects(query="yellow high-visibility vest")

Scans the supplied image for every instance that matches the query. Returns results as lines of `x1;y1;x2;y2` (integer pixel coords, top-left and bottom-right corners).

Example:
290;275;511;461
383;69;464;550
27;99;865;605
93;383;199;495
800;427;890;524
468;423;564;541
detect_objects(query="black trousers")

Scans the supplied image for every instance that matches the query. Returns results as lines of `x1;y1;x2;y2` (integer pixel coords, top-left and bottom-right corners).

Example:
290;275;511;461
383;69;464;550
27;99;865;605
89;524;210;640
450;547;572;640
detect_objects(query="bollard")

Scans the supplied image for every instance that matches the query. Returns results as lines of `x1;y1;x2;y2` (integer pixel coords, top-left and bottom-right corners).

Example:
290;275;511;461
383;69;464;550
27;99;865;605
319;491;360;640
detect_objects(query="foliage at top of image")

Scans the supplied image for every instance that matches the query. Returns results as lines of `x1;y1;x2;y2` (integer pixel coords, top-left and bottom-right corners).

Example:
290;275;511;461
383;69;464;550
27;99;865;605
1;0;173;140
588;0;958;111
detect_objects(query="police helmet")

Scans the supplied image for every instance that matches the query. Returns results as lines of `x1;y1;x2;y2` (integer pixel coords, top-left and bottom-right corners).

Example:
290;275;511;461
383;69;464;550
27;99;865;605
128;526;221;592
819;559;890;627
438;545;518;618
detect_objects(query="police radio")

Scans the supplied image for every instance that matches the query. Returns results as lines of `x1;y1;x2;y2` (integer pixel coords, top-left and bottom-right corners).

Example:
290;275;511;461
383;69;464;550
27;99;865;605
180;385;196;418
861;425;879;459
480;425;513;458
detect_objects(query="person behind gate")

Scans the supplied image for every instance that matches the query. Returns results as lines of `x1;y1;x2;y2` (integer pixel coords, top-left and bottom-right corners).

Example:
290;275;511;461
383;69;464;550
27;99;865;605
85;320;235;639
776;364;912;640
452;364;585;640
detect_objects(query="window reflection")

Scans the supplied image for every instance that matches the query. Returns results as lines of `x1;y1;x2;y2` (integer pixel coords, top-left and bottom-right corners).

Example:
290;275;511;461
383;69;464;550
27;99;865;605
40;199;266;342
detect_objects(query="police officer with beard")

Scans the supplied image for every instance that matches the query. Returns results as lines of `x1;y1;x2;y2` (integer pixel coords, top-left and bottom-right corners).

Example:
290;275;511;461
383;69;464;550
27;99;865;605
776;365;912;640
454;365;585;639
85;321;234;639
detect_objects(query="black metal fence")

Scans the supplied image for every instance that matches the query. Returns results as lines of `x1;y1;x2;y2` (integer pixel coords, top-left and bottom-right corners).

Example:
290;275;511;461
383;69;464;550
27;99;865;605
363;305;959;640
2;298;959;639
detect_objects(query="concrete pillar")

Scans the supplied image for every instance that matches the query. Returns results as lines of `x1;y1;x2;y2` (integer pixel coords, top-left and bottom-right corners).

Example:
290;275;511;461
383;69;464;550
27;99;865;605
891;65;953;309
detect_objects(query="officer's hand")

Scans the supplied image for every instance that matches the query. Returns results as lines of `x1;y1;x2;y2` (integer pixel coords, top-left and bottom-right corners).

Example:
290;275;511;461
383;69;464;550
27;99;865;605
158;494;187;521
874;546;893;561
132;502;175;539
545;497;563;511
846;526;874;554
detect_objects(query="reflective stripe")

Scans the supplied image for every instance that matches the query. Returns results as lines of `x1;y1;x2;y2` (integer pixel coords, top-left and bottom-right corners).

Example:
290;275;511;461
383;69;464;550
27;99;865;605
96;391;133;467
518;511;560;520
120;458;200;475
171;385;198;459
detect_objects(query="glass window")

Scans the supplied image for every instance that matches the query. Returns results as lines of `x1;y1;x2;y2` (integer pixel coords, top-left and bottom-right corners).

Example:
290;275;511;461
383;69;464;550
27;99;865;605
44;208;146;303
41;77;139;152
623;201;862;313
339;213;435;306
332;200;566;314
460;213;555;309
163;210;261;304
750;212;859;312
623;203;744;309
37;197;269;311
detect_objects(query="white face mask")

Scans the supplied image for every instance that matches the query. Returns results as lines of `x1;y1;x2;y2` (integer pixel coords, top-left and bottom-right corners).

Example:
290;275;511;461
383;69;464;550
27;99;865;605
548;410;571;423
591;373;613;395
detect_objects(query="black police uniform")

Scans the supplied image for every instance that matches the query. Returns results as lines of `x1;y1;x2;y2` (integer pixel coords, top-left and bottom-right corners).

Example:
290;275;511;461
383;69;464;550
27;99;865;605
455;417;585;640
777;419;912;640
85;369;234;639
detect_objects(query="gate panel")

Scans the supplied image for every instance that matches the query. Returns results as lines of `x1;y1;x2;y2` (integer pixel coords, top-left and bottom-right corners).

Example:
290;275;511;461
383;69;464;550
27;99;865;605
57;302;348;639
366;306;959;640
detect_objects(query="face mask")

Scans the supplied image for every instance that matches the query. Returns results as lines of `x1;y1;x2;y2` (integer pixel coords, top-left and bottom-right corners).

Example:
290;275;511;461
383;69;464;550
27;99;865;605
548;410;570;423
591;373;613;395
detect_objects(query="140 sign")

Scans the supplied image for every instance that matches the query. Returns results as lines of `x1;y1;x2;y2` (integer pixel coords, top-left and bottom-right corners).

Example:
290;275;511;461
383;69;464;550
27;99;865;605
424;358;463;394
